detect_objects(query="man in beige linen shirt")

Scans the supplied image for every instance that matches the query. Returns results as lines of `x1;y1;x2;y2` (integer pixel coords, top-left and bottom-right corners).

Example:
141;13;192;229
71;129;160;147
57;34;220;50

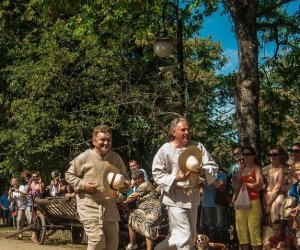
65;125;129;250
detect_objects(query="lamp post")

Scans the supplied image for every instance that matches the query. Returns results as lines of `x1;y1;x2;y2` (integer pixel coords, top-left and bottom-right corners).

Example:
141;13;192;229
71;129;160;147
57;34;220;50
152;0;186;113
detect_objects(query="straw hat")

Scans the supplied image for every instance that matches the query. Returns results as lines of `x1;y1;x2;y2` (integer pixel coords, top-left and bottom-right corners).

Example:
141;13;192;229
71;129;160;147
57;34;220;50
97;161;127;198
178;145;203;174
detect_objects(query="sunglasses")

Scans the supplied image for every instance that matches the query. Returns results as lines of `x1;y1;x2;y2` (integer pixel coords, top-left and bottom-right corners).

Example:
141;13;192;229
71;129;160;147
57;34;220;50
268;153;281;157
233;153;241;157
243;153;253;156
291;149;300;154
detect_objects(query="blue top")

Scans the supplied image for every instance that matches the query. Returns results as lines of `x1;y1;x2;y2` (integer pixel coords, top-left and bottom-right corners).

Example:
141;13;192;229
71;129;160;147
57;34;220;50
289;182;300;204
202;171;228;208
0;195;10;209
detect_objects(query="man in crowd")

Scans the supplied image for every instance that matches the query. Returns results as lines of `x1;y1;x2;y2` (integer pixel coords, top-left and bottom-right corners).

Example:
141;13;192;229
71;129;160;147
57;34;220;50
129;159;150;191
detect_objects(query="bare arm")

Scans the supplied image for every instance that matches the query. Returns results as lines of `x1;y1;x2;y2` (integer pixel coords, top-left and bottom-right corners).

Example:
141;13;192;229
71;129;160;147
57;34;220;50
246;166;264;191
266;168;285;206
124;192;139;204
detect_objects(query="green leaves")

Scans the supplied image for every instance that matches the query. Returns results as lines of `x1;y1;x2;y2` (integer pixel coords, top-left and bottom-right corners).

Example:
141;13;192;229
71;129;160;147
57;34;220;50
1;0;298;181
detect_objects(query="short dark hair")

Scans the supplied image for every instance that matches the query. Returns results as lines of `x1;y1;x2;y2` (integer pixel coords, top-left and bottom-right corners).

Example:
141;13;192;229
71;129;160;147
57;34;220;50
243;145;260;165
272;219;287;229
269;145;288;164
132;170;144;180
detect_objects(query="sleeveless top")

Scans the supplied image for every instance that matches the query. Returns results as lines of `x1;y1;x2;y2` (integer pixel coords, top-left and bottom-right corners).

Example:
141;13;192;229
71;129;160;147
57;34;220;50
240;167;259;200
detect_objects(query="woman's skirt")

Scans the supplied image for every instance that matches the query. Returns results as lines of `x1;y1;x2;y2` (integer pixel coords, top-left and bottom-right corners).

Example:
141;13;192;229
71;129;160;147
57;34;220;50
128;199;166;239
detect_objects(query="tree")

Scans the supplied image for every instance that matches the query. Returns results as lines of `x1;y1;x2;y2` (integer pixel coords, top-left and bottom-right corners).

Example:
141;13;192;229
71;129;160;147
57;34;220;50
226;0;299;157
225;1;261;155
187;0;299;159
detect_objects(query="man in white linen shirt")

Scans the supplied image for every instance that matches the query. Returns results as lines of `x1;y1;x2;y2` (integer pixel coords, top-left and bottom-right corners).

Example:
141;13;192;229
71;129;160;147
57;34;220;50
152;117;218;250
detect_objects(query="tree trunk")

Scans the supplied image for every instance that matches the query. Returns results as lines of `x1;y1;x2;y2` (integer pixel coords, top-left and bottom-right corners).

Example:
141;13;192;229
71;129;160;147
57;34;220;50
227;0;261;158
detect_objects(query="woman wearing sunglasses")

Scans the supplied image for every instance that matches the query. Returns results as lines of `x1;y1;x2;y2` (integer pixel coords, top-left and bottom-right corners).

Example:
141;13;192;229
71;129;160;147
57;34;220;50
264;146;289;224
233;146;264;250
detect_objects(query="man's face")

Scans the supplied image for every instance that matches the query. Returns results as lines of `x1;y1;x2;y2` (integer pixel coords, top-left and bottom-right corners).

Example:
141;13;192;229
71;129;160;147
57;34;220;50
233;147;242;162
172;121;190;147
129;161;139;171
291;145;300;164
272;224;284;238
92;132;112;155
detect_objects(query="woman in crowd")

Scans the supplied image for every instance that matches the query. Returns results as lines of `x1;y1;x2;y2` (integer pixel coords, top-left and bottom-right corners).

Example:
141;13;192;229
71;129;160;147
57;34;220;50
8;177;29;239
264;146;289;224
28;171;45;201
233;146;264;250
26;171;45;242
46;171;61;197
124;170;165;250
8;178;20;228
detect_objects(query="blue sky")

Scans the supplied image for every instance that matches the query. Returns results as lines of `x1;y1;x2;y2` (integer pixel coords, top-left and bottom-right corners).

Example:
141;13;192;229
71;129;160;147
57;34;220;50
200;9;239;74
200;2;299;74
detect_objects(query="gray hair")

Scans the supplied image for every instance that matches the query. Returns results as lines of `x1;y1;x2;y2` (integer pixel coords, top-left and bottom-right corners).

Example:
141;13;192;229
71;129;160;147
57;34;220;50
170;117;189;135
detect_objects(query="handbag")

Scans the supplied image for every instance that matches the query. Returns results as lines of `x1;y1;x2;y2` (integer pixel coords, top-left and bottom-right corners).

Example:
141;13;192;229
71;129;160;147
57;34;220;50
234;183;251;210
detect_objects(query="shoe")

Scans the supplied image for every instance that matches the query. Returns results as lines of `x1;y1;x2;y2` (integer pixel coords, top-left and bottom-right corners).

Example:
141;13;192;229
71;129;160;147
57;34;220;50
18;234;23;240
126;243;138;250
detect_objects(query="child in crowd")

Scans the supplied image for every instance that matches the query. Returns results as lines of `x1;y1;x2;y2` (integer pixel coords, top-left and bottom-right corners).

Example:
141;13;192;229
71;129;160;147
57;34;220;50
0;190;10;226
263;220;294;250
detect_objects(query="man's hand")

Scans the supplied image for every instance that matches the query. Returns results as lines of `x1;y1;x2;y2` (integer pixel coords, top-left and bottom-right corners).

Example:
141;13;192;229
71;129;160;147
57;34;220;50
84;181;97;193
175;170;191;182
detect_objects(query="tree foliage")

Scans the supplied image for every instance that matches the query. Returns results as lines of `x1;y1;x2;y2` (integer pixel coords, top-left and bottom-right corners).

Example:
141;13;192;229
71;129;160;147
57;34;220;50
0;0;230;185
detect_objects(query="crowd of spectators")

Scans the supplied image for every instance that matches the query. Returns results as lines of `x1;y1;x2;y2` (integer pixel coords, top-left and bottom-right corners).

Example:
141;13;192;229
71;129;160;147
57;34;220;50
0;169;76;241
196;142;300;250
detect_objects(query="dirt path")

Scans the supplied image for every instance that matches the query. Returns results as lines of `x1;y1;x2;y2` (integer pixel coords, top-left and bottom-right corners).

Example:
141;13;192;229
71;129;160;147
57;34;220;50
0;227;86;250
0;238;84;250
